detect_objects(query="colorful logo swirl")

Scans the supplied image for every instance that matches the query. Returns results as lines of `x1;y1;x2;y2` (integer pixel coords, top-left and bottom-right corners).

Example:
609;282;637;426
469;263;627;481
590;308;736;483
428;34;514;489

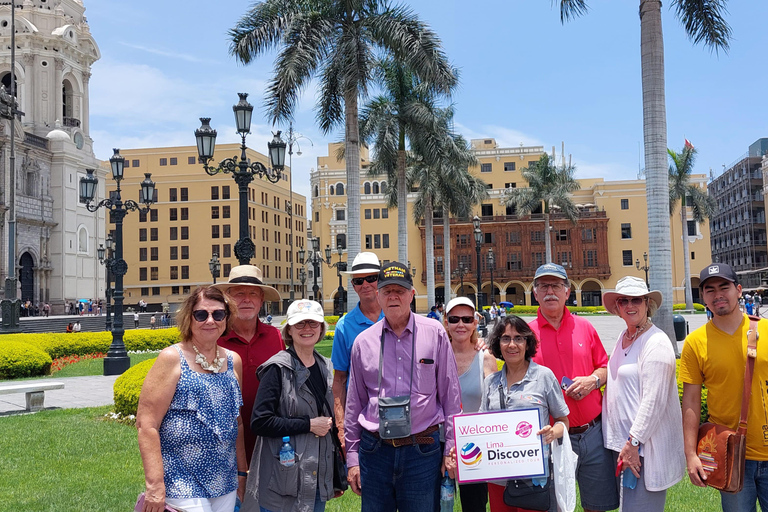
460;442;483;467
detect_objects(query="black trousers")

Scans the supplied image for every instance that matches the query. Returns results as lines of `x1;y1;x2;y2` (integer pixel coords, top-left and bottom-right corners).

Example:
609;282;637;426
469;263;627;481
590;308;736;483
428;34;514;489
459;482;488;512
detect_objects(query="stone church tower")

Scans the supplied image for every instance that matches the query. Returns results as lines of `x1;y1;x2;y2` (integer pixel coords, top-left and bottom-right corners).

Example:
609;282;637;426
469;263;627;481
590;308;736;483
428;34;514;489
0;0;105;314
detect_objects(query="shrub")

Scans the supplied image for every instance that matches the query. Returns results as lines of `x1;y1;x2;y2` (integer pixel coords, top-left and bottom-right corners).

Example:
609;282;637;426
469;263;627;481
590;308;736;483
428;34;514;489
676;359;708;424
673;303;706;312
0;329;179;359
0;341;52;379
325;316;340;326
123;329;180;351
114;358;156;417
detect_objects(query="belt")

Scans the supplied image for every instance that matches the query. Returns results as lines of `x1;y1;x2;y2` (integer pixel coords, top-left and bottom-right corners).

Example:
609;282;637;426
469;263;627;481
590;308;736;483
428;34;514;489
569;414;601;435
372;425;440;447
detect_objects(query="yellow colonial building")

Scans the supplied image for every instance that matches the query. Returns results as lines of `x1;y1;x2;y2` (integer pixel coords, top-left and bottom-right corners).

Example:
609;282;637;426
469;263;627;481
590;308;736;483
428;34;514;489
309;138;711;313
106;144;307;312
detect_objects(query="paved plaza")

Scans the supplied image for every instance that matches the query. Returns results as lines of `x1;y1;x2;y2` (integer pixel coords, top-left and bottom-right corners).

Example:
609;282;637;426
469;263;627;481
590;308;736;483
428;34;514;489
0;313;708;416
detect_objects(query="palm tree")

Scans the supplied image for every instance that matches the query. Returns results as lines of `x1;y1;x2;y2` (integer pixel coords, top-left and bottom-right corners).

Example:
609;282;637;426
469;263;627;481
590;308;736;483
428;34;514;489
555;0;731;342
229;0;455;310
669;141;717;310
501;153;580;264
360;58;457;263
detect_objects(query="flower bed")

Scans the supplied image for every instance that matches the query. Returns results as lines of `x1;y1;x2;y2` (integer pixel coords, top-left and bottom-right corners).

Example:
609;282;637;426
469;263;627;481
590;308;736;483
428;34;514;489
50;353;106;374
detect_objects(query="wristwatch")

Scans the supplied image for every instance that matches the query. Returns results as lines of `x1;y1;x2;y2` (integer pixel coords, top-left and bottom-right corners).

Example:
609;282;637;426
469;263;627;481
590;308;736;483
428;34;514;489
628;435;640;447
593;374;600;389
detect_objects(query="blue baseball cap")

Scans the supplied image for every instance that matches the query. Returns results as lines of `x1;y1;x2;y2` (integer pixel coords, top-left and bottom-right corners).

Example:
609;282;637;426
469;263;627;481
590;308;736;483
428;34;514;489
534;263;568;280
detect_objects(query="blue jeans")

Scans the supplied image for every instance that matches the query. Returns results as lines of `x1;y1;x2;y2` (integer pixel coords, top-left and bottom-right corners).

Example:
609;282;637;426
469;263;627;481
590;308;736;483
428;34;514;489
359;428;442;512
721;460;768;512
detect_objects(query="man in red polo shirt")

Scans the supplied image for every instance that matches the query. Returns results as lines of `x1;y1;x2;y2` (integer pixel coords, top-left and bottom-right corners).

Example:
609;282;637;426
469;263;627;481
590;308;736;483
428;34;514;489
529;263;618;512
215;265;284;467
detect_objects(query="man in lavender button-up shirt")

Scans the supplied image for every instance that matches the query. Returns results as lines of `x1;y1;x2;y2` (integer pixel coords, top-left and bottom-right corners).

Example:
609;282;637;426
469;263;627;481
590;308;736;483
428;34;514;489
345;262;461;511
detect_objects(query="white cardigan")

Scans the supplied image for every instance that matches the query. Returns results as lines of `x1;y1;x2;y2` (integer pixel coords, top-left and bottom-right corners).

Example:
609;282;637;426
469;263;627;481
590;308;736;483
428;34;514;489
603;324;686;491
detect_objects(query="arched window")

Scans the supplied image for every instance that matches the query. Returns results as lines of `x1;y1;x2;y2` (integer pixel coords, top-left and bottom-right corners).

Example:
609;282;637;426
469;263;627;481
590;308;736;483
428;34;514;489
1;71;17;95
62;79;74;118
372;182;379;194
330;185;334;195
336;234;347;250
77;225;89;254
314;185;319;197
364;182;371;194
335;183;344;196
381;181;388;194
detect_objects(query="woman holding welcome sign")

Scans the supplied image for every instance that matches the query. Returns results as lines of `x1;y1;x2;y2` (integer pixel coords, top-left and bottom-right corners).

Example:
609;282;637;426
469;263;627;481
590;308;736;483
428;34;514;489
452;315;569;512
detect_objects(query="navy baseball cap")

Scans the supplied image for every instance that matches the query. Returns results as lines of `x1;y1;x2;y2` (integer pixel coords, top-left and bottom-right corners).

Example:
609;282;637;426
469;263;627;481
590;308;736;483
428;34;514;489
378;262;413;289
534;263;568;280
699;263;738;287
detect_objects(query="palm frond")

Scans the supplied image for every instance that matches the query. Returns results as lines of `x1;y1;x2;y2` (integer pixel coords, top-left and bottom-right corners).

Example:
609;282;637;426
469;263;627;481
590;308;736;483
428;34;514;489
229;0;301;63
556;0;589;23
673;0;731;53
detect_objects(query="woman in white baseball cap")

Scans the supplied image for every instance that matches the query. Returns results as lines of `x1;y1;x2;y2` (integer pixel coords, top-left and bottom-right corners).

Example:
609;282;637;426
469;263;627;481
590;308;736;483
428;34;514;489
443;297;498;512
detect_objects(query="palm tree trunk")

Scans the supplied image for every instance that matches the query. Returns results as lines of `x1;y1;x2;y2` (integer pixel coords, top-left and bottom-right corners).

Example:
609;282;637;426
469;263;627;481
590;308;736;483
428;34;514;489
425;194;436;310
544;211;553;264
397;144;408;263
344;89;361;312
681;202;694;310
640;0;676;353
443;204;452;304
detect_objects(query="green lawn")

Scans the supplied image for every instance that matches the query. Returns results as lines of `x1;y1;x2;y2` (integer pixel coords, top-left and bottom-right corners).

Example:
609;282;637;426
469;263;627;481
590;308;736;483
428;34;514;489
0;405;725;512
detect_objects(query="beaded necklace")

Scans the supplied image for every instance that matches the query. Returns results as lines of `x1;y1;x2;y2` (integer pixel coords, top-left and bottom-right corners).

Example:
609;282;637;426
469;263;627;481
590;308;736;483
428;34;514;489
191;343;225;373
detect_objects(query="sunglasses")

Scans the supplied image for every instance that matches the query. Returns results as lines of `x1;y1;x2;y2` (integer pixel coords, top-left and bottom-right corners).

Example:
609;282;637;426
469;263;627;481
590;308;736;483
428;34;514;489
616;297;646;308
293;320;321;329
447;315;475;324
352;275;379;286
192;309;227;322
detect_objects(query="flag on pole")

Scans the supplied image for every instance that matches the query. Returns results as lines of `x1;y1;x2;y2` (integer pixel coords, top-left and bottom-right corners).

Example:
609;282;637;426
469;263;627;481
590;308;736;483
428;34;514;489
684;138;694;149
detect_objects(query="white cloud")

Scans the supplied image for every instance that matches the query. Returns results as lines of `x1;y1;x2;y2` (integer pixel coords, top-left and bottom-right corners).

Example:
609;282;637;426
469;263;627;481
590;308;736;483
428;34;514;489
118;42;219;65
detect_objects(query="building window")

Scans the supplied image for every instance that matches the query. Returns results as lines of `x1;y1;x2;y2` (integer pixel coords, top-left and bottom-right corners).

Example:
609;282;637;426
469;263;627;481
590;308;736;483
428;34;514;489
170;208;177;221
481;163;492;173
364;209;371;219
528;161;537;168
152;287;161;296
150;247;158;261
556;229;568;241
374;234;381;249
151;267;159;280
170;266;179;280
223;206;230;218
169;188;178;202
170;247;178;260
181;226;189;240
223;264;231;278
211;186;219;200
582;228;596;241
365;235;372;249
691;251;696;260
188;156;196;165
222;186;230;200
150;228;158;241
621;198;629;210
336;210;345;221
183;285;191;294
223;244;231;258
622;250;633;266
170;157;177;165
181;246;189;259
139;268;147;281
584;250;598;267
481;204;493;217
172;286;180;295
531;230;544;243
533;252;545;267
170;227;178;240
621;223;632;239
558;251;572;268
373;209;380;219
132;159;140;167
336;183;344;195
150;209;158;222
223;225;231;238
182;266;189;279
139;229;147;242
141;287;149;296
383;234;390;248
139;248;147;261
364;183;371;194
160;158;167;166
212;206;219;219
180;208;188;220
212;225;220;238
382;208;388;219
336;234;346;250
687;220;697;236
139;210;147;222
504;162;516;172
180;188;188;201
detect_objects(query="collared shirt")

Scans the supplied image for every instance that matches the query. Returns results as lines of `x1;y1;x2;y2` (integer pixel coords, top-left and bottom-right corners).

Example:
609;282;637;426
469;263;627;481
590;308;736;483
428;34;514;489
529;307;608;427
218;320;284;465
331;302;384;374
344;312;462;468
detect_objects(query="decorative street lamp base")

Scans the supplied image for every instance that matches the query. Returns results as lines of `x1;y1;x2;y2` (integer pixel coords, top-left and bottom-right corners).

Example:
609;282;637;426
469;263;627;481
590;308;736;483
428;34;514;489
104;355;130;376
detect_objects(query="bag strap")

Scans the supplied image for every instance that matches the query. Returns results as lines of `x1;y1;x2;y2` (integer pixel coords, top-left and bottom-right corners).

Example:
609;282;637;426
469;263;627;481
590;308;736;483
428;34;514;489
739;315;760;435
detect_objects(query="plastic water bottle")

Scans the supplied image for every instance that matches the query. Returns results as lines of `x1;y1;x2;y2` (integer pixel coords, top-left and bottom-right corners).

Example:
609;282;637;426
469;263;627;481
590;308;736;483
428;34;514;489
279;436;295;467
623;468;638;489
532;444;549;487
440;471;454;512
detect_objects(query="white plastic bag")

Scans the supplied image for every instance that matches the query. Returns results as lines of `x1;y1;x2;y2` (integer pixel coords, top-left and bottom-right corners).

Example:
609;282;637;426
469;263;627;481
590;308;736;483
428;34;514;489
552;422;578;512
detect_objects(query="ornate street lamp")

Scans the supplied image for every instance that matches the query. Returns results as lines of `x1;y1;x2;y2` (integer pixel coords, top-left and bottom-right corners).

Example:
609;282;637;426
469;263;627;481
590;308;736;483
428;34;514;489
208;253;221;284
98;233;115;332
298;237;322;302
636;251;650;289
80;149;156;375
488;247;495;306
473;215;483;310
195;93;287;265
452;262;468;296
299;267;307;299
284;122;312;302
324;244;346;315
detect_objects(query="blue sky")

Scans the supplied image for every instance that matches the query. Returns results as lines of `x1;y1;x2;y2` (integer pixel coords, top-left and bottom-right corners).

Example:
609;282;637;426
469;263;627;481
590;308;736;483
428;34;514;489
85;0;768;204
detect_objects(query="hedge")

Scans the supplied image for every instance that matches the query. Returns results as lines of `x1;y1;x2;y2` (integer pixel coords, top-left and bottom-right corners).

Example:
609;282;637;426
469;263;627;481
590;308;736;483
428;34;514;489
114;357;157;417
0;329;180;359
673;303;706;312
676;359;708;423
0;341;52;379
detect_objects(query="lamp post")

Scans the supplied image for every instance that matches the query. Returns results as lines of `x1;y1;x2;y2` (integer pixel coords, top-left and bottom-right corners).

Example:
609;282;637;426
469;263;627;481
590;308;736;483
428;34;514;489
195;93;287;265
636;251;650;288
452;262;468;296
285;122;313;302
472;215;483;310
299;268;307;299
324;244;346;315
97;233;115;332
488;247;495;306
80;149;156;375
408;261;417;312
208;253;221;284
298;237;323;303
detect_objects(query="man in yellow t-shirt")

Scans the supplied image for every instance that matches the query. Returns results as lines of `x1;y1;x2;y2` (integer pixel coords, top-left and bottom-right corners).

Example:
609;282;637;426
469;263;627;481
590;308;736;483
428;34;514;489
680;262;768;511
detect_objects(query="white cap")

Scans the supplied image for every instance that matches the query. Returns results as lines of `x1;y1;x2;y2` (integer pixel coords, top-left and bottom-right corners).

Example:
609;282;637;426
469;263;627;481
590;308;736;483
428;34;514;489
445;296;476;314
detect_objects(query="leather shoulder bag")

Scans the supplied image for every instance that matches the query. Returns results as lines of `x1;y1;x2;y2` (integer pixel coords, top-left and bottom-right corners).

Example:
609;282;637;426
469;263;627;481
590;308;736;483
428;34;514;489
696;315;759;493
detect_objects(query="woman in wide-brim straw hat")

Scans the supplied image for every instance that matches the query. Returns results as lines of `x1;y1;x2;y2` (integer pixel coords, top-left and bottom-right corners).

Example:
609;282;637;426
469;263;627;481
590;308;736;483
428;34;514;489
601;276;685;511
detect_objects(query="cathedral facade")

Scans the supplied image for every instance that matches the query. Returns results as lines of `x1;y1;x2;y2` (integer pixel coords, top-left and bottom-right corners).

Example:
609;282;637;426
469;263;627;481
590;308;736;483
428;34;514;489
0;0;105;314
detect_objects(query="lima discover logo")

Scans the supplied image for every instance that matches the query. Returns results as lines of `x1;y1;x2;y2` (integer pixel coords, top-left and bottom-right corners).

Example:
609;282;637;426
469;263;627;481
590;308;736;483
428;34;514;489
460;442;482;468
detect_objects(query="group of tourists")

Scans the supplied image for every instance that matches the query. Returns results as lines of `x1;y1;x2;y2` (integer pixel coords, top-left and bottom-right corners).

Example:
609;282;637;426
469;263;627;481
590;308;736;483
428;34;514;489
134;251;768;512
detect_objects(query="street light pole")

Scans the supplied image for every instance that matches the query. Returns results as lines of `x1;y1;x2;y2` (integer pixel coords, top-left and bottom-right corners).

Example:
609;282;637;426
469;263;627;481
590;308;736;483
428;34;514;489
473;216;483;311
195;93;287;265
325;244;346;315
489;247;495;306
209;253;221;284
81;149;156;375
636;251;650;289
285;122;313;302
97;233;115;331
299;268;307;299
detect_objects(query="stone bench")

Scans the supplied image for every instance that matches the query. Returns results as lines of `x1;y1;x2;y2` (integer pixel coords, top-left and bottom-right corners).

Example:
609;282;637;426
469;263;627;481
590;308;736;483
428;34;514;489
0;381;65;412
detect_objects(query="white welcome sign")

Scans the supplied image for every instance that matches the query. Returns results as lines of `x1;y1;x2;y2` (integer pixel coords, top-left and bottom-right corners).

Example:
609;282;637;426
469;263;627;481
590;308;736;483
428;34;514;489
453;408;546;483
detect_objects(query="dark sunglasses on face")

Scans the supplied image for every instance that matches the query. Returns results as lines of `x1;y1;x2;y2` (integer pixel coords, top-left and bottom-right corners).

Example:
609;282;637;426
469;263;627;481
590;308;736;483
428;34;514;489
192;309;227;322
352;275;379;286
616;297;645;308
447;315;475;324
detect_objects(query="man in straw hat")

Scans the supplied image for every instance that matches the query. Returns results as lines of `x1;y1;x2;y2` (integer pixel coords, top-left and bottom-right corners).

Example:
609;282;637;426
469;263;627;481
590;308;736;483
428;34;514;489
528;263;618;512
681;263;768;510
331;252;383;448
214;265;283;466
345;262;461;510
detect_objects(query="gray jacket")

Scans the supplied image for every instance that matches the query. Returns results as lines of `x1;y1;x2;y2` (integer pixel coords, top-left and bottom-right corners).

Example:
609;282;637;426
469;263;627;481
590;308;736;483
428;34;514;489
244;350;334;512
